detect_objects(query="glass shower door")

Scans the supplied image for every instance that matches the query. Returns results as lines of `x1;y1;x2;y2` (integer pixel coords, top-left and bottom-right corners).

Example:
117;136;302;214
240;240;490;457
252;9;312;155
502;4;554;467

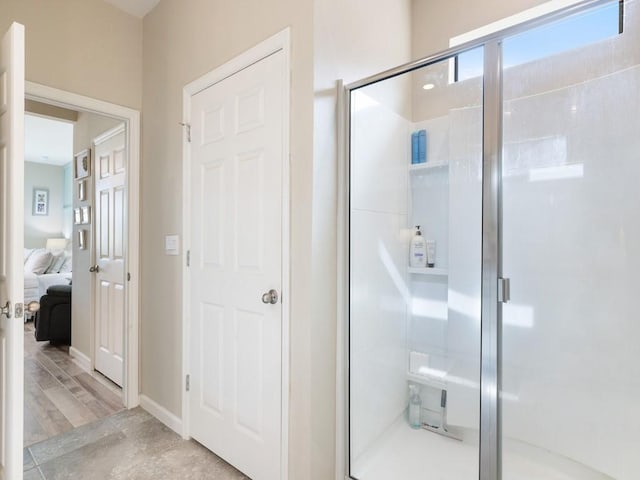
500;1;640;479
348;50;484;480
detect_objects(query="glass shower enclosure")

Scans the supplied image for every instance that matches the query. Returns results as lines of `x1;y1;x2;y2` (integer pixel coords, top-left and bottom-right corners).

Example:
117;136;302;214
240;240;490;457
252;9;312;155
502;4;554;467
343;1;640;479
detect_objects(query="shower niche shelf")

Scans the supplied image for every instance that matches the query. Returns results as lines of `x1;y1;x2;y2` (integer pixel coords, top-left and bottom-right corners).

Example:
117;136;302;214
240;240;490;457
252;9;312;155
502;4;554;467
408;267;448;277
409;162;448;173
407;372;446;390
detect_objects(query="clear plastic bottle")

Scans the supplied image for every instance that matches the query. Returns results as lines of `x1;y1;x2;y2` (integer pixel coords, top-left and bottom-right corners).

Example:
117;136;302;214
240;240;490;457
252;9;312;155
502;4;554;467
408;384;422;429
409;226;427;268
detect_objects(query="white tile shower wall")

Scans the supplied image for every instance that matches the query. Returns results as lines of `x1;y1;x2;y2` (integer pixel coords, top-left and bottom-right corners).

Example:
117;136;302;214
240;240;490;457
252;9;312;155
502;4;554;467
350;90;410;461
407;107;483;431
408;116;451;374
351;92;410;215
445;106;482;429
501;65;640;480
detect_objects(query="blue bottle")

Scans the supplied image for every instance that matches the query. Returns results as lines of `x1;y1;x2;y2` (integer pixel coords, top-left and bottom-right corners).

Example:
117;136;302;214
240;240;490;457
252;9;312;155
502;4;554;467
418;130;427;164
411;132;419;164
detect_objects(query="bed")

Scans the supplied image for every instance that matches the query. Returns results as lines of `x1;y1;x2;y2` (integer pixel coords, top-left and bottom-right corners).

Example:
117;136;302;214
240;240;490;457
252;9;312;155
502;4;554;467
23;248;72;315
24;271;72;304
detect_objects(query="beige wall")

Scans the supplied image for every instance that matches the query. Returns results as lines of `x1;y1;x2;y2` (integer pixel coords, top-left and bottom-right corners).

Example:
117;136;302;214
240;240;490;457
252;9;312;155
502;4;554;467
25;100;78;123
141;0;314;477
71;112;123;358
0;0;142;110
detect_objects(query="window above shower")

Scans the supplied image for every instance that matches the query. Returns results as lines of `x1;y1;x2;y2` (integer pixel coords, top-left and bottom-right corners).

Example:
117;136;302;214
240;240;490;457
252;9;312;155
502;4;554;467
453;0;623;82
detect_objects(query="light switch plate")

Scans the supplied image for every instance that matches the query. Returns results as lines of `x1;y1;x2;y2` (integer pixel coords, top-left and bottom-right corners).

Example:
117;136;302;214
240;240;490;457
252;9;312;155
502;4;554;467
165;234;180;256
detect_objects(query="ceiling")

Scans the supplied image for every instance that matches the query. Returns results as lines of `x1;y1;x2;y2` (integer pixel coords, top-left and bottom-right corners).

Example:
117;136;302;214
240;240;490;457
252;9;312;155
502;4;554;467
25;114;74;167
102;0;161;18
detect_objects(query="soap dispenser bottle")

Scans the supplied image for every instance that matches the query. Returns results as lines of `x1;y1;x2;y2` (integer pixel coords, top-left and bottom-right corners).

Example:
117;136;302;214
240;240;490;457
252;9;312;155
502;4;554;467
409;226;427;268
408;384;422;429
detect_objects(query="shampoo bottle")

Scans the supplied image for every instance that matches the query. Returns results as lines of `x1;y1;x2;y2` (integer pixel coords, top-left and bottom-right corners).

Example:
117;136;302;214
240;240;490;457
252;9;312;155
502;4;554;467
408;384;422;429
410;226;427;268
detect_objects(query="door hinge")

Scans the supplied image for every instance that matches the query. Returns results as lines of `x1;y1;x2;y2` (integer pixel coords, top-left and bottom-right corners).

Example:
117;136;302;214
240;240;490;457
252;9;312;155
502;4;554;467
186;250;190;267
498;277;511;303
127;272;131;281
185;374;190;392
179;122;191;143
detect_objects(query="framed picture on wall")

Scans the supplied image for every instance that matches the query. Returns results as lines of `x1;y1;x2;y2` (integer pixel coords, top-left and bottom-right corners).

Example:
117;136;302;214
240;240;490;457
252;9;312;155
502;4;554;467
75;149;91;179
32;188;49;216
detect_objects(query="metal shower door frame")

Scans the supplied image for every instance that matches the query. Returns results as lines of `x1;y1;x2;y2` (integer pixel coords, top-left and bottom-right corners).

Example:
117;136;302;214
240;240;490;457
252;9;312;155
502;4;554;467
339;2;614;479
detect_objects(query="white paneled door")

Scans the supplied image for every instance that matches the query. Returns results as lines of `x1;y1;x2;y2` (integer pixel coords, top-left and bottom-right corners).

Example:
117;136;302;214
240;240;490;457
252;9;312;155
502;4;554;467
93;125;126;387
188;50;285;480
0;22;24;480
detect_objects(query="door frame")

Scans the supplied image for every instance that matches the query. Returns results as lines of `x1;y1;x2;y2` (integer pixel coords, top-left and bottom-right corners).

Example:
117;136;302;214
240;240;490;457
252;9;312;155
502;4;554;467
181;28;291;479
25;81;141;409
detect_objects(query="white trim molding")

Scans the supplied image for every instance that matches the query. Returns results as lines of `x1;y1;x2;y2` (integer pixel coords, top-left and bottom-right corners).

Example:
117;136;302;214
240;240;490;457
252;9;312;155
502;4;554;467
92;122;126;146
182;27;291;478
25;81;141;410
140;394;183;435
69;347;92;373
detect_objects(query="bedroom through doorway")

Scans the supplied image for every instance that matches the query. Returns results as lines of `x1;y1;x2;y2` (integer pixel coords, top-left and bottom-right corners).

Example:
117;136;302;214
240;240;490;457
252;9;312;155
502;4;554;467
23;100;127;447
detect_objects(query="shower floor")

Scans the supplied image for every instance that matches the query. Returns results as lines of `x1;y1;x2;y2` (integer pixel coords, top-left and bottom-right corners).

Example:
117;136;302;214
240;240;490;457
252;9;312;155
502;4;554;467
351;419;611;480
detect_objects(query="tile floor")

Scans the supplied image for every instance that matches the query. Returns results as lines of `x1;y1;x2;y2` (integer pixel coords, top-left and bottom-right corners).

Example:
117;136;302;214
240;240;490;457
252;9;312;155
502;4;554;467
23;407;248;479
22;322;247;479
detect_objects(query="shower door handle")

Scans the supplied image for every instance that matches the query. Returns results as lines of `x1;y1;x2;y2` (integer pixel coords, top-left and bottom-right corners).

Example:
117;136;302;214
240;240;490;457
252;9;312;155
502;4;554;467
498;277;510;303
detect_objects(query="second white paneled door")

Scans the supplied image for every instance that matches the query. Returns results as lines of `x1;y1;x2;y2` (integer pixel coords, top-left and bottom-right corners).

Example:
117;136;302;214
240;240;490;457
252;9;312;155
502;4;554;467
93;125;126;387
188;50;285;480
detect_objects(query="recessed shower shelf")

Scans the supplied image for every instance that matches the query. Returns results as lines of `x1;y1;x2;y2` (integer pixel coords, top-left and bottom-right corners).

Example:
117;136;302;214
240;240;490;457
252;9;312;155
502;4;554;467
407;372;446;390
409;162;448;173
408;267;448;276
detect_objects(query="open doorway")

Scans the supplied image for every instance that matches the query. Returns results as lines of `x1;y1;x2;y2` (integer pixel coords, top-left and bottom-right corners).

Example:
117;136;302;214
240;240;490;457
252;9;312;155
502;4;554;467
21;82;141;454
23;104;128;447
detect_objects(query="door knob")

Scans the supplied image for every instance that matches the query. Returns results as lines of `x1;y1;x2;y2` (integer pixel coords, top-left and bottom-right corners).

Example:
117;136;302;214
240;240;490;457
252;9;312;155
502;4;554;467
25;301;40;314
261;289;279;305
89;265;100;273
0;301;11;319
0;276;10;318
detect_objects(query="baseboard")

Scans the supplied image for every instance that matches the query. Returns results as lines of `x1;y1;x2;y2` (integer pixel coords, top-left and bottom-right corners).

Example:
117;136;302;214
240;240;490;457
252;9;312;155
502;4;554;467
139;394;183;436
69;346;91;373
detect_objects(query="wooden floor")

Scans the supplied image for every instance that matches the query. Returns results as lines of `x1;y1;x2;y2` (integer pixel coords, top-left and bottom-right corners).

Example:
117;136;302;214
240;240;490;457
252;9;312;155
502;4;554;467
24;322;124;447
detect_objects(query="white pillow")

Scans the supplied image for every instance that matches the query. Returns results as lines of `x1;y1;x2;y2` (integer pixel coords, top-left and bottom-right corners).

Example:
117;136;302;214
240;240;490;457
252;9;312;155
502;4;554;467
23;248;34;264
59;256;72;273
46;252;66;274
24;249;53;275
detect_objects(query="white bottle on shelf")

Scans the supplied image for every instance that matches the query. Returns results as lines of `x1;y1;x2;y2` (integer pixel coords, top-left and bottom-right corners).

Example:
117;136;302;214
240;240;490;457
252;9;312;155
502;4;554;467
409;225;427;268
